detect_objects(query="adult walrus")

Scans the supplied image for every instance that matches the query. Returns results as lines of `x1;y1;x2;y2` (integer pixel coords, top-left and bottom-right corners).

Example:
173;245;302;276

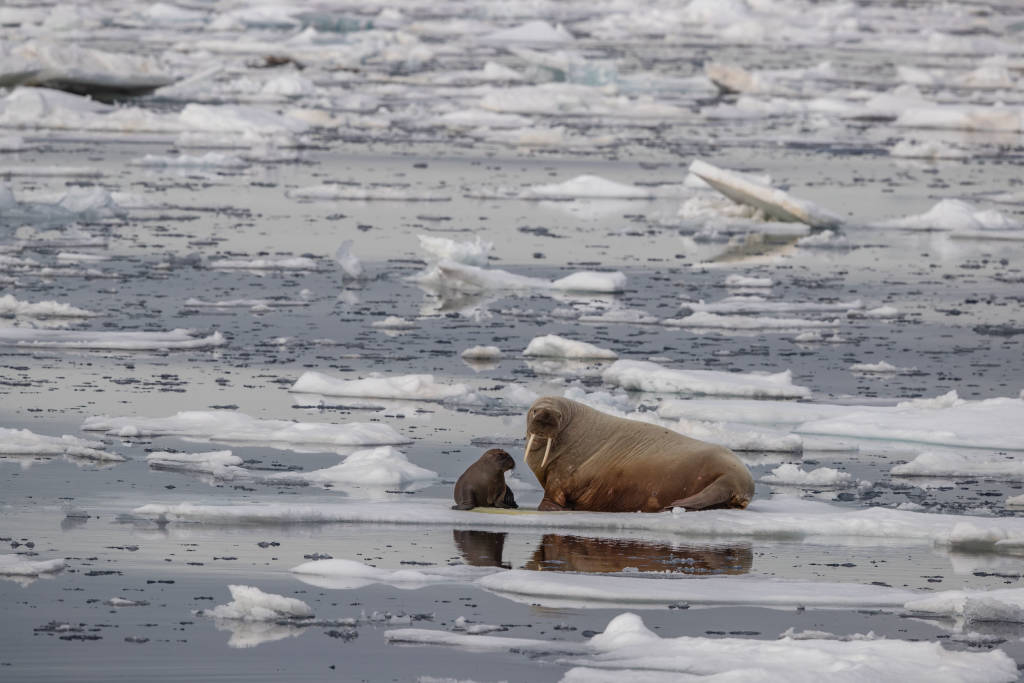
524;397;754;512
452;449;518;510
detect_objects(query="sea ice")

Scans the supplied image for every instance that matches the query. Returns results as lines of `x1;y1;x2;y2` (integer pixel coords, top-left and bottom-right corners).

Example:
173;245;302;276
206;585;312;621
83;411;408;446
0;294;96;318
286;446;437;489
892;452;1024;479
461;345;503;360
761;463;851;487
208;256;321;270
291;558;496;590
663;311;841;330
685;297;861;315
849;361;917;374
724;274;772;288
131;152;248;168
291;371;478;403
874;199;1020;233
0;427;121;461
415;260;627;294
0;328;224;350
522;175;656;199
417;234;493;267
287;185;448;201
523;334;617;360
602;360;811;399
0;554;65;577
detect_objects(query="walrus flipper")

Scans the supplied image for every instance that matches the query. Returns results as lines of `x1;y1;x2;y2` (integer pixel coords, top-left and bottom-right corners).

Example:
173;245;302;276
663;478;748;511
494;486;518;509
452;501;476;511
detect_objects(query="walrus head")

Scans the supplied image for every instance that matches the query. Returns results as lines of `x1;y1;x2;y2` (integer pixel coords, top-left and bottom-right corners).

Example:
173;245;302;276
525;397;570;470
482;448;515;472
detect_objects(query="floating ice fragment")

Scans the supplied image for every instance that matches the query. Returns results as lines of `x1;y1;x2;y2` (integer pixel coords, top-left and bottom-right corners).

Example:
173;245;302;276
0;294;96;318
208;256;321;270
0;427;121;461
414;260;626;294
663;311;841;330
522;175;655;199
523;335;617;360
131;152;248;168
417;234;492;267
0;328;224;350
207;585;312;622
761;463;851;487
335;240;364;279
483;21;574;44
291;371;478;403
371;316;416;330
461;345;502;360
724;274;772;288
892;452;1024;479
603;360;811;399
0;554;65;578
850;361;917;374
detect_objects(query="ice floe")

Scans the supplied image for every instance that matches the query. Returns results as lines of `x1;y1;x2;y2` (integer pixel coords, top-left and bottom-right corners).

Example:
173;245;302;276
874;199;1021;234
685;297;861;315
523;335;617;360
208;256;321;270
291;371;478;403
461;345;503;360
850;361;917;374
892;452;1024;480
417;235;492;267
287;185;448;201
83;411;408;446
522;175;658;200
0;328;224;350
291;558;495;590
761;463;852;487
0;294;96;318
602;360;811;399
386;612;1016;683
414;260;627;294
205;585;312;621
131;497;1024;554
0;427;121;461
0;554;65;579
131;152;248;168
663;311;840;330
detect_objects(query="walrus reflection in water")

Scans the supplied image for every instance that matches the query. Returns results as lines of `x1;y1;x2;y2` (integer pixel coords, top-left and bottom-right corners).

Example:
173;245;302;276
452;530;510;569
524;534;753;575
525;397;755;512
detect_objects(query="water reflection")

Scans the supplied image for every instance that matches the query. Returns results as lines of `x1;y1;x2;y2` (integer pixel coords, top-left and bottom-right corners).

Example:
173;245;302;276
525;534;753;575
452;529;510;569
452;530;752;575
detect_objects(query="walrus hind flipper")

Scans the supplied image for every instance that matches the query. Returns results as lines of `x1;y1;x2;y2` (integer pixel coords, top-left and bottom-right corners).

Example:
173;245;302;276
663;480;746;512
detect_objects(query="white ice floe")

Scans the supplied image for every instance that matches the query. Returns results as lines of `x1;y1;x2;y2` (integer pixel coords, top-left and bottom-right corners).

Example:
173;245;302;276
874;199;1020;233
132;496;1024;554
0;427;122;461
131;152;248;168
892;452;1024;480
83;411;408;446
147;450;248;480
0;554;65;578
208;256;321;270
288;446;437;489
483;21;574;44
184;297;308;310
689;160;843;229
415;260;626;294
796;230;850;249
1007;495;1024;508
0;328;224;350
669;418;803;453
890;139;969;160
387;612;1016;683
206;585;312;622
523;335;617;360
287;185;448;201
663;311;840;330
603;360;811;399
724;274;772;288
905;588;1024;624
291;371;478;403
291;558;495;590
371;316;417;330
0;294;96;318
796;391;1024;451
850;361;917;374
657;398;849;425
417;235;492;267
461;345;503;360
896;104;1024;133
522;175;656;199
761;463;851;487
685;297;861;315
0;40;175;95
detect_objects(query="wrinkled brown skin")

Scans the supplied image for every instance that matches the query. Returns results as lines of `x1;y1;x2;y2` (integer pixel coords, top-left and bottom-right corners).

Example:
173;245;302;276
524;534;753;574
452;449;518;510
525;397;755;512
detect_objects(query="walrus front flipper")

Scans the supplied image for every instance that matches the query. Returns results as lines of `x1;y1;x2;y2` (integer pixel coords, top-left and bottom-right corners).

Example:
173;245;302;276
663;478;749;511
452;501;476;510
494;486;518;509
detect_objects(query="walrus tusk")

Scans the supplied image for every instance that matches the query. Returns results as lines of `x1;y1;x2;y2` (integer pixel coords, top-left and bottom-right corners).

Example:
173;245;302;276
541;437;552;469
525;433;535;464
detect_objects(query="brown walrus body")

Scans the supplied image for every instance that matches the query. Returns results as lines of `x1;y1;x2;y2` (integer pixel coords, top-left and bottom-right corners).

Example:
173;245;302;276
525;397;754;512
452;449;518;510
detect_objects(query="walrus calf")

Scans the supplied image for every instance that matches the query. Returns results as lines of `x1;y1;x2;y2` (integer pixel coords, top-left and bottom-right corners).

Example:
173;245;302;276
524;397;754;512
452;449;518;510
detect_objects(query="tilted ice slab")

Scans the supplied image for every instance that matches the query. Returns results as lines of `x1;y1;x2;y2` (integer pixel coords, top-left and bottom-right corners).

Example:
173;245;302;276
603;360;811;399
417;259;627;294
0;427;122;461
387;613;1016;683
130;497;1024;553
523;334;617;360
521;175;657;199
689;160;843;229
796;392;1024;451
663;312;840;330
291;371;478;403
892;452;1024;480
0;293;96;318
0;554;65;577
0;328;224;350
83;411;408;446
205;585;312;622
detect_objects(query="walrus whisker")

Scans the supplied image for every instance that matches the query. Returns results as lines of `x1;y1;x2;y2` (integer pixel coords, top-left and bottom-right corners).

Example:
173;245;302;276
541;437;552;469
524;433;535;464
